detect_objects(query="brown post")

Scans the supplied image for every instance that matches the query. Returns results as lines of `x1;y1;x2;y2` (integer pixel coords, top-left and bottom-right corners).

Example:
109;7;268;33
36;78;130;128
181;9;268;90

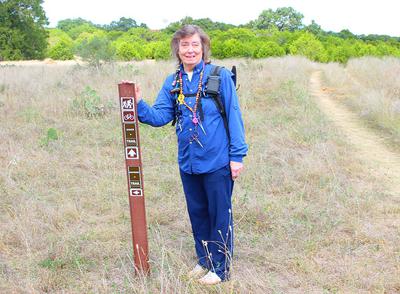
118;82;150;274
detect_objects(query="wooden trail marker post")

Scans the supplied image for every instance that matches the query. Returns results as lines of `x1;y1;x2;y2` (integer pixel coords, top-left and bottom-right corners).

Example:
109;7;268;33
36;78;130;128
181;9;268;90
118;82;150;274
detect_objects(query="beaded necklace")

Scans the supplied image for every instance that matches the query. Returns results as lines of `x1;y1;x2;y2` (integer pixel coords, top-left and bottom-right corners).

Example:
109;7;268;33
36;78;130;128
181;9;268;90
177;63;205;125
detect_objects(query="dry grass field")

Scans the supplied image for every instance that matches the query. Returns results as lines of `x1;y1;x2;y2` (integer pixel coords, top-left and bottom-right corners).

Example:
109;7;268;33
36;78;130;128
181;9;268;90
0;57;399;293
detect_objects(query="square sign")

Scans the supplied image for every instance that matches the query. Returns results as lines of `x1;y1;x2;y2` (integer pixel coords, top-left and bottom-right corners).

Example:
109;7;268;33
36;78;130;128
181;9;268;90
121;97;134;110
130;188;143;197
122;110;135;122
126;147;139;160
128;166;142;189
124;124;137;146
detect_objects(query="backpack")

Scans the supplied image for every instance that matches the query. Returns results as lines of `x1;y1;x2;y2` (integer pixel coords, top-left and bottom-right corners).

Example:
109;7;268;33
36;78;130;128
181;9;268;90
172;64;237;141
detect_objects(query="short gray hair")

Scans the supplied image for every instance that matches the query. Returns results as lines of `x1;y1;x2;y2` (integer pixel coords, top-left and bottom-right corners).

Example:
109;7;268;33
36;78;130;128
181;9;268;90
171;25;211;63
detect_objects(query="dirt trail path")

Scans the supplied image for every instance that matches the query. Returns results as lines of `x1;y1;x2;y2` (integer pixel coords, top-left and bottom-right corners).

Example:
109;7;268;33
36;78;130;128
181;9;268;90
310;71;400;196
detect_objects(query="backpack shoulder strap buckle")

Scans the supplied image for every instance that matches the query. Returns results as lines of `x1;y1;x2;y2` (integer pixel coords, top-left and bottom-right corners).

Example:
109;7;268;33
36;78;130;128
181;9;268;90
205;65;223;97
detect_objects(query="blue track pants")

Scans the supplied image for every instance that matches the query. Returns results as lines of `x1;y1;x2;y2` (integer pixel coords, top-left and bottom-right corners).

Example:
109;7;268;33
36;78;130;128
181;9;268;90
180;165;234;281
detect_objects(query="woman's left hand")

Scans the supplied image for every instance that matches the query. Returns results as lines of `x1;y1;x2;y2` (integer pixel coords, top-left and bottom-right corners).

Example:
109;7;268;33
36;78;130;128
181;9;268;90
230;161;244;181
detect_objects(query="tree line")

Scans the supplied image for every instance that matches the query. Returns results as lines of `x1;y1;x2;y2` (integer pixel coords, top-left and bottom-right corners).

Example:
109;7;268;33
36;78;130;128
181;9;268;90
1;1;400;63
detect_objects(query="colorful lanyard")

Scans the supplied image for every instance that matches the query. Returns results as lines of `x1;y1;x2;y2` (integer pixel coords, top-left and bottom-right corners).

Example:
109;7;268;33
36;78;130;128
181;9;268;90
177;64;205;125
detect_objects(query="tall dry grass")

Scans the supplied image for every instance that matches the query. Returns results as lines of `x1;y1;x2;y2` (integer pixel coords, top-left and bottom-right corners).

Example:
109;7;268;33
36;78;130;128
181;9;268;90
0;57;399;293
320;57;400;148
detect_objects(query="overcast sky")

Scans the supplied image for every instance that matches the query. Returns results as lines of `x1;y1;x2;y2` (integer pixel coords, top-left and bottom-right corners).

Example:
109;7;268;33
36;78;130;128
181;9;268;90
43;0;400;36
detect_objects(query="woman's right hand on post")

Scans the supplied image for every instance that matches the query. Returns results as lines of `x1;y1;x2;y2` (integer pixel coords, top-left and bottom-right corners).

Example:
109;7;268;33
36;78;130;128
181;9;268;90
121;80;142;102
134;84;142;102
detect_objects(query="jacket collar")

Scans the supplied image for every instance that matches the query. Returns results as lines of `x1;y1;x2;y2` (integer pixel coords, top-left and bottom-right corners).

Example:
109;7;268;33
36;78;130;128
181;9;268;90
180;60;204;74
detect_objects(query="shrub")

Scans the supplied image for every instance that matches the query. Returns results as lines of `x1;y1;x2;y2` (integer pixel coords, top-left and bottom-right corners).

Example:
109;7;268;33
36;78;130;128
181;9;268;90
74;32;116;66
223;39;249;57
210;38;226;58
253;41;285;58
71;86;113;118
40;127;59;147
68;23;101;40
48;40;74;60
115;41;146;61
289;33;328;62
152;41;171;60
47;29;74;60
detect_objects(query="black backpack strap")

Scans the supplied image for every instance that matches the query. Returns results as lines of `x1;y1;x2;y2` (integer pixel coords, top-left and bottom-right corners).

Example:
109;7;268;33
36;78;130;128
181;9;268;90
171;106;178;126
182;93;197;97
171;68;181;126
206;65;222;96
171;91;178;126
231;65;237;87
206;65;230;141
197;66;221;123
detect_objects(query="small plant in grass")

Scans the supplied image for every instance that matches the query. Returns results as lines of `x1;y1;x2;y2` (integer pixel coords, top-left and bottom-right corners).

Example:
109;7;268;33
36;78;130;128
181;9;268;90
39;257;67;270
40;127;59;147
71;86;113;118
0;84;7;94
39;256;93;271
20;106;42;123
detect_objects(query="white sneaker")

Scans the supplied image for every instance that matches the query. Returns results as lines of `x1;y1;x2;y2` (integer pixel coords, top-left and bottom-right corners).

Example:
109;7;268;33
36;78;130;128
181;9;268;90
187;264;208;278
198;271;222;285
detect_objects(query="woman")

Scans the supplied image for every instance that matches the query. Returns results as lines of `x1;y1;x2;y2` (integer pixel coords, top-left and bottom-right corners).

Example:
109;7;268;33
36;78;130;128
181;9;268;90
134;25;248;285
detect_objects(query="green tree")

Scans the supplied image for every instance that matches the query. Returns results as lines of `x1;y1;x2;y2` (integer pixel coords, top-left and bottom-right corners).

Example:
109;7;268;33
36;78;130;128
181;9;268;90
74;32;116;67
65;22;101;40
270;30;303;53
305;20;324;36
57;18;104;40
47;29;74;60
336;29;357;39
105;30;125;41
112;27;169;59
57;18;94;33
48;40;74;60
117;27;167;43
105;17;147;31
163;17;235;34
289;32;327;62
109;17;138;31
375;42;400;57
253;41;285;58
353;41;379;57
220;39;253;58
252;7;304;31
224;28;257;42
148;41;171;60
0;0;49;60
114;41;145;61
359;34;400;43
322;36;355;63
